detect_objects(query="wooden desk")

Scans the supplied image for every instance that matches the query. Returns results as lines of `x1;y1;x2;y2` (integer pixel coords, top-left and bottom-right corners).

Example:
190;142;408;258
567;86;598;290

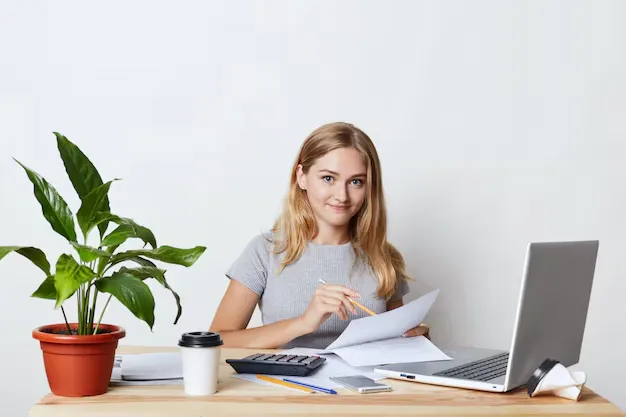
30;345;624;416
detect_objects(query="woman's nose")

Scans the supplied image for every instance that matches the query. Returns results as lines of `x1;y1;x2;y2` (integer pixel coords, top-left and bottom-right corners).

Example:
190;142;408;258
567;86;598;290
334;185;348;202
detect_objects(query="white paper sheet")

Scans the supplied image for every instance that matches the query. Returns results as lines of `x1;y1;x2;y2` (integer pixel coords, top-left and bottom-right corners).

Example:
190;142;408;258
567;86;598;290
117;352;182;381
278;348;383;381
110;354;183;386
325;289;440;350
328;335;451;367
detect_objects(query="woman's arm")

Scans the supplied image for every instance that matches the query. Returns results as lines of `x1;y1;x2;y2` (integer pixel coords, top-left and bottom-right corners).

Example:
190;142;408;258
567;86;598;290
210;279;359;348
209;280;309;349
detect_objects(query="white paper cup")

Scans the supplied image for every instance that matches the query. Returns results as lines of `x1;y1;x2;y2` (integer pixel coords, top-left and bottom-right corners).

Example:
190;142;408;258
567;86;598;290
178;331;223;396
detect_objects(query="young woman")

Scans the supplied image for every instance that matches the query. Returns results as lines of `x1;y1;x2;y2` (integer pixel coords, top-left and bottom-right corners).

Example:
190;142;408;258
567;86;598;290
210;122;429;349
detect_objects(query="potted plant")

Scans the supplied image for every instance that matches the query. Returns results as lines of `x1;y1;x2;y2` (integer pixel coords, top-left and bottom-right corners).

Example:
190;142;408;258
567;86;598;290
0;133;206;397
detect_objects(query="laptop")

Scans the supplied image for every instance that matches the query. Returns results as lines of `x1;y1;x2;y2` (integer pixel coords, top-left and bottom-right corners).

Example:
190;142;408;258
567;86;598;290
375;240;599;393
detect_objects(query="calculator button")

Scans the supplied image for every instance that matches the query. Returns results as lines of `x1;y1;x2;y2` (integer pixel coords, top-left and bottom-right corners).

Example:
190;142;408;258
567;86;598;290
226;353;327;376
243;353;264;360
301;356;319;365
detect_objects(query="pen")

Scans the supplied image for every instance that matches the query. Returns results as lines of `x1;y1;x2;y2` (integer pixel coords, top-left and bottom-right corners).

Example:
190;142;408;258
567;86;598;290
283;378;338;394
257;374;316;393
318;278;376;316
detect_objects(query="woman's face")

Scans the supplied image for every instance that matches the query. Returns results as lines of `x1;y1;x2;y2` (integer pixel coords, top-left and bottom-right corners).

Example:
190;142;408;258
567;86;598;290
297;147;368;230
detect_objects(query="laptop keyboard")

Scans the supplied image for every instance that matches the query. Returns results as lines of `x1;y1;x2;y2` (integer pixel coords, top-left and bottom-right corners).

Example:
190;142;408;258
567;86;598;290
433;352;509;382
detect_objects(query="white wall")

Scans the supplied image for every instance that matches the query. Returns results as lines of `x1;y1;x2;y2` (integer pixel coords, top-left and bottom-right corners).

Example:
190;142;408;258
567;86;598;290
1;0;624;414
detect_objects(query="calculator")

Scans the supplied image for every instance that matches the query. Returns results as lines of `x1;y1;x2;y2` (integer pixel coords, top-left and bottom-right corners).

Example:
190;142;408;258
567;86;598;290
226;353;326;376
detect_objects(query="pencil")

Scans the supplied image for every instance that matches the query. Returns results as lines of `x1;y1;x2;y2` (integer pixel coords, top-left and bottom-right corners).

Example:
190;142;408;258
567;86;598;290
257;374;316;393
349;298;376;316
283;378;338;394
318;279;376;316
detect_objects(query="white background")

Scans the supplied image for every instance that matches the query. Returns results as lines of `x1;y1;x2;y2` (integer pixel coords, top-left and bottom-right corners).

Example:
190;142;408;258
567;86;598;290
1;1;624;415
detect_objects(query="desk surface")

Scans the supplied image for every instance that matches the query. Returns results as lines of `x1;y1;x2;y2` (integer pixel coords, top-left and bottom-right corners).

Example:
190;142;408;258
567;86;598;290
30;345;624;417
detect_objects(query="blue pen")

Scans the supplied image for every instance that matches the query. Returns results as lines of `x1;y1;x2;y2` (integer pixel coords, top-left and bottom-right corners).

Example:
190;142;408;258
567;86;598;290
282;378;338;395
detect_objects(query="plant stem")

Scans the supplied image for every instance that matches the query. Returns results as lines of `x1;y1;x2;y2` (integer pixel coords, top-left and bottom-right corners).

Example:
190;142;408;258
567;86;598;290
83;284;91;334
81;285;87;335
97;257;107;276
80;237;89;335
93;294;113;335
89;287;99;330
77;285;84;335
61;306;71;334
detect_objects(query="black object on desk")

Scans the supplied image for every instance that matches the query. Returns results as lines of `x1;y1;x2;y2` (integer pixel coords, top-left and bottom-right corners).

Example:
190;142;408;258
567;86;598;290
226;353;326;376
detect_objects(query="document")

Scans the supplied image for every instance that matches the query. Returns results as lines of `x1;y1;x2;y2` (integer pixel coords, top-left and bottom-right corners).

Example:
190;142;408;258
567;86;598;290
328;335;451;367
320;289;451;366
326;289;439;350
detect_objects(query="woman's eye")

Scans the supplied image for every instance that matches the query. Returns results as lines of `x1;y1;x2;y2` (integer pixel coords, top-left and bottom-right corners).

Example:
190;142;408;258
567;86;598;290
351;179;363;187
323;176;333;183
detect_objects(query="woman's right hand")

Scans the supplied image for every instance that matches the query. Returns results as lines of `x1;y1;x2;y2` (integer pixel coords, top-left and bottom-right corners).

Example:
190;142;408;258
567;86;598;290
298;284;360;333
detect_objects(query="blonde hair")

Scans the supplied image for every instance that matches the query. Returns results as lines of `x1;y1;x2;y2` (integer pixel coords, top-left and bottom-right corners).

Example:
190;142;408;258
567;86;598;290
271;122;409;300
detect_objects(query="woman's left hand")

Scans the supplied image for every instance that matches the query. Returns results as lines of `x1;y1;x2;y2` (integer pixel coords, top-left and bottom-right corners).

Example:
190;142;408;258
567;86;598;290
402;323;430;339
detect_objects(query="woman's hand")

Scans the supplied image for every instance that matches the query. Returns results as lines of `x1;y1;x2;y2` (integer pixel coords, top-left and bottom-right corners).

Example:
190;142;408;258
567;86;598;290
298;284;360;333
402;323;431;339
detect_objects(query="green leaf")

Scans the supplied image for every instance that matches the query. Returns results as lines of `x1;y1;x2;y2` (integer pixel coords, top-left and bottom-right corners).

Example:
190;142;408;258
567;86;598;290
101;218;157;249
55;132;110;239
163;278;182;324
96;271;155;330
110;245;206;267
118;267;182;324
118;266;166;280
101;226;130;247
32;275;57;299
14;160;77;242
0;246;51;275
76;180;118;238
70;242;110;263
108;255;156;269
54;254;96;308
90;211;122;234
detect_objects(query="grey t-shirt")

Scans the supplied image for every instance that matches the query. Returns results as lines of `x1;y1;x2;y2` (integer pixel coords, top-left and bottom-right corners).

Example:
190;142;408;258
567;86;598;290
225;232;409;349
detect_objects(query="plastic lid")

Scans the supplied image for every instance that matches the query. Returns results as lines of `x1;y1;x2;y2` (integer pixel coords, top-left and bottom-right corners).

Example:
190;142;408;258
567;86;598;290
178;331;223;348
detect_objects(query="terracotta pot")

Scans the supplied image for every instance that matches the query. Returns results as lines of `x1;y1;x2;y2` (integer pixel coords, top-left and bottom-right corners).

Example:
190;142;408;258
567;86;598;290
32;323;126;397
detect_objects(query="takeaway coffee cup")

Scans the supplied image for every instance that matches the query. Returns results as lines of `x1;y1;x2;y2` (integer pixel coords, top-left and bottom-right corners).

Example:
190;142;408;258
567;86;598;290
178;331;223;395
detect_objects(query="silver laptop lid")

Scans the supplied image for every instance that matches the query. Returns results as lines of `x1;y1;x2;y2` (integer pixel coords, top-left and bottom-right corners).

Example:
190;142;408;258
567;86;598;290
504;240;599;390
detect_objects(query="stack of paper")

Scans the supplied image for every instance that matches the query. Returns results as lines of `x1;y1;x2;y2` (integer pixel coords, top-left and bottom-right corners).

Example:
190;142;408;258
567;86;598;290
325;335;449;367
110;352;183;386
319;289;451;367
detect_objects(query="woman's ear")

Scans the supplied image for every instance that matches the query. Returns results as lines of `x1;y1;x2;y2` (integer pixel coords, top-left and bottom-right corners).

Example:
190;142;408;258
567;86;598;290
296;164;307;191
